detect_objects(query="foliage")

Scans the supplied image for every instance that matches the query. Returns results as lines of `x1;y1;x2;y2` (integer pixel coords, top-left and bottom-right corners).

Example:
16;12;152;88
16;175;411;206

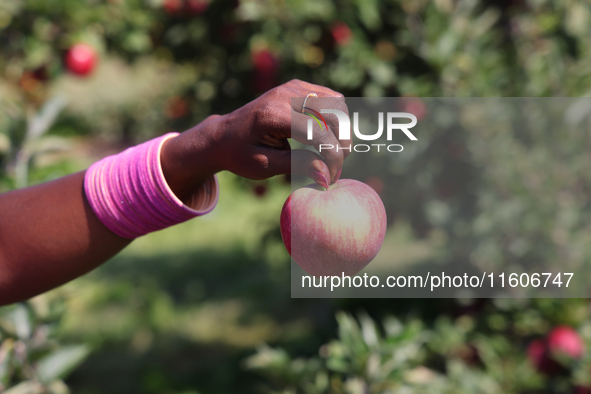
0;300;90;394
245;312;435;394
247;306;591;394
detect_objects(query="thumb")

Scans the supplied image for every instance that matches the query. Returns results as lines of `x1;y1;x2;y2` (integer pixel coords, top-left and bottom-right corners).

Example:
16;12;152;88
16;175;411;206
268;149;332;188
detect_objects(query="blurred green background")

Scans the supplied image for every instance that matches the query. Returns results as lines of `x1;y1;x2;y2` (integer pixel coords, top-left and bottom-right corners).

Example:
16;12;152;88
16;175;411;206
2;0;591;393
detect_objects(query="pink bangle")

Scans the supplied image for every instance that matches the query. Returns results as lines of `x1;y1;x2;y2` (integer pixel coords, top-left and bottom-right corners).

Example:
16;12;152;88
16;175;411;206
84;133;219;239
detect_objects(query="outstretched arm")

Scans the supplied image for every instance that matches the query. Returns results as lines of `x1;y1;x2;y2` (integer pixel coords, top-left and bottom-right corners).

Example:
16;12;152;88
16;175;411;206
0;171;130;305
0;80;349;305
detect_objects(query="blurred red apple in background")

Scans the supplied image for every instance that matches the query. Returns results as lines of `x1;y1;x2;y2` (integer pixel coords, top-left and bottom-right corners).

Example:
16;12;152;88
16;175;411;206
547;326;584;360
252;184;268;198
185;0;209;15
65;44;97;76
252;49;278;74
527;338;562;376
527;326;584;376
575;385;591;394
365;176;384;195
251;49;279;92
280;179;387;276
163;0;183;14
331;21;352;46
399;97;427;121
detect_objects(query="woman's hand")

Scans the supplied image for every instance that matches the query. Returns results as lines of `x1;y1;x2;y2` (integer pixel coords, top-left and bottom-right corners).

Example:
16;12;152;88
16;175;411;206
161;80;351;201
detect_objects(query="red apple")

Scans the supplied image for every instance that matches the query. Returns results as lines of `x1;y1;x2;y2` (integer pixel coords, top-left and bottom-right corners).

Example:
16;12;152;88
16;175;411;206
163;0;183;14
252;49;278;74
185;0;209;15
331;21;352;46
280;179;387;276
251;49;279;92
65;44;97;76
365;176;384;195
527;327;583;376
252;184;268;198
548;326;584;360
527;338;562;375
399;97;427;121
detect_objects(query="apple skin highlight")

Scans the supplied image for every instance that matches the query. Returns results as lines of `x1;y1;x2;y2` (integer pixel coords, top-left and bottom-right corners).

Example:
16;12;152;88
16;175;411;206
280;179;387;276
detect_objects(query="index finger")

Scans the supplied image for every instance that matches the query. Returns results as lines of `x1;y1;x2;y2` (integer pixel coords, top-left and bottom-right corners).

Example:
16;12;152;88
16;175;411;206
290;95;352;181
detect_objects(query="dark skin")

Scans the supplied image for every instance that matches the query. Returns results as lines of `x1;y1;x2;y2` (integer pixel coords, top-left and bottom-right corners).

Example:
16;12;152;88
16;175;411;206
0;80;350;305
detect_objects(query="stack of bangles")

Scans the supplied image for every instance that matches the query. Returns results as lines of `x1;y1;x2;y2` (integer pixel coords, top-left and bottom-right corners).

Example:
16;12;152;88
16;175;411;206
84;133;219;239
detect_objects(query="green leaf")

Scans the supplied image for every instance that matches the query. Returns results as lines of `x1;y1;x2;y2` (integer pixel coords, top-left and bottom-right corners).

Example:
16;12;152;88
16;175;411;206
36;345;91;383
359;314;379;348
7;304;33;340
354;0;381;30
0;339;14;389
243;345;291;372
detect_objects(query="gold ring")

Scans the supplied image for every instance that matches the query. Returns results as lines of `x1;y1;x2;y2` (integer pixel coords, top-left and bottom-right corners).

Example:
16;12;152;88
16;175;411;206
301;93;317;113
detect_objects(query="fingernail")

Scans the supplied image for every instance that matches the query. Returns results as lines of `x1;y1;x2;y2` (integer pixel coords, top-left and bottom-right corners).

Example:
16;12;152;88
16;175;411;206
333;168;342;183
311;169;329;188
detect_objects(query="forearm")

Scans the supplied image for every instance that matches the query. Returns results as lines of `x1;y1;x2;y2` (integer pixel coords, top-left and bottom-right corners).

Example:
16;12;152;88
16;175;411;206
0;171;132;305
0;115;224;305
0;125;223;305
